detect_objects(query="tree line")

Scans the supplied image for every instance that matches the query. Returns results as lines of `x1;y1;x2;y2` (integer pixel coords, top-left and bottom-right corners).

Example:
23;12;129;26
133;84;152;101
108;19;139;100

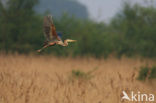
0;0;156;58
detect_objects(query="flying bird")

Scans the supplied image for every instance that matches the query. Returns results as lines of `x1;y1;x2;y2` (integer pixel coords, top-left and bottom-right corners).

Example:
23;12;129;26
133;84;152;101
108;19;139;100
37;15;76;52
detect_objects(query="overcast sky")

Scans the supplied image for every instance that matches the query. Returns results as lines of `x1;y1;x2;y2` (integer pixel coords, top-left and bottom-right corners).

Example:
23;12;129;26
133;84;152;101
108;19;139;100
1;0;155;22
77;0;154;22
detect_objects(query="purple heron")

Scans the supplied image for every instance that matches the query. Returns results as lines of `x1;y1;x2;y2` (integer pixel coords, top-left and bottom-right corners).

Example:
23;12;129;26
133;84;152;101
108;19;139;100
37;15;76;52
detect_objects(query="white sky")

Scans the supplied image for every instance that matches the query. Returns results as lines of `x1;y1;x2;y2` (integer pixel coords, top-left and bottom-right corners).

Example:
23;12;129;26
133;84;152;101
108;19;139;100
77;0;155;22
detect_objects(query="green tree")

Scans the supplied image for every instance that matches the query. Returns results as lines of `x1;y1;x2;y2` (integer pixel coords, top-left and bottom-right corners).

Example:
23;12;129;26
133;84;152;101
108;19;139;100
0;0;42;53
111;2;156;57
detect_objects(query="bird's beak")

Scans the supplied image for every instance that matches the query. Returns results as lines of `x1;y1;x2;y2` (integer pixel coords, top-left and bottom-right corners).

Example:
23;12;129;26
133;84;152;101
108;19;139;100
67;40;77;42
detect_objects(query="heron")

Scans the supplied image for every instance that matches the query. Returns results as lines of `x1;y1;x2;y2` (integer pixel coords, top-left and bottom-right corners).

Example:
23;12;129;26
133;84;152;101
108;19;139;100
37;15;76;52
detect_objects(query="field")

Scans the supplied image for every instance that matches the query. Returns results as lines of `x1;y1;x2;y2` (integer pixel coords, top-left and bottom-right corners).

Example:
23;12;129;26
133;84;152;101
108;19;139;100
0;54;156;103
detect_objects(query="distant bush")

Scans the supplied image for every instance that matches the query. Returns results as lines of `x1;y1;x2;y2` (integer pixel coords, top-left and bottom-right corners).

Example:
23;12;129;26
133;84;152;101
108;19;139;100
137;66;149;80
149;66;156;79
137;66;156;81
70;69;92;80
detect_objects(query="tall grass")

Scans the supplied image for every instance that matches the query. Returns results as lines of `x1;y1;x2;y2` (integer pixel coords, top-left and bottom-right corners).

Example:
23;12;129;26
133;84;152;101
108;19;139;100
0;54;156;103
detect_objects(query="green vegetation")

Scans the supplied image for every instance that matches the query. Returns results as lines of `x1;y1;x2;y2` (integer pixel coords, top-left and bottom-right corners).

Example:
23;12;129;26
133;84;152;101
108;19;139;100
0;0;156;58
110;3;156;58
0;0;43;53
70;67;97;81
137;66;149;80
70;69;93;81
138;66;156;81
150;66;156;79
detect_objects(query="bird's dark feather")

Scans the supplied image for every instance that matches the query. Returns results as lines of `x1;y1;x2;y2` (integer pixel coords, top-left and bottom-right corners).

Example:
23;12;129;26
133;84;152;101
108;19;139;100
43;16;59;41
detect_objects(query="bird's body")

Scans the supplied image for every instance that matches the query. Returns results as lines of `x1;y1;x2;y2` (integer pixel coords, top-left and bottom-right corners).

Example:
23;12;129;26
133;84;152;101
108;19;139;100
37;15;76;52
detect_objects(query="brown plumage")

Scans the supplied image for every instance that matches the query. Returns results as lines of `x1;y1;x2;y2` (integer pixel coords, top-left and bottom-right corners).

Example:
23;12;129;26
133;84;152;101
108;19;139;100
43;15;60;42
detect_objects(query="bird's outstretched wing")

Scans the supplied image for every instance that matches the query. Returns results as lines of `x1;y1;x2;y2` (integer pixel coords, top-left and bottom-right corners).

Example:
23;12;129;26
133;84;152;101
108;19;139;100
43;15;60;42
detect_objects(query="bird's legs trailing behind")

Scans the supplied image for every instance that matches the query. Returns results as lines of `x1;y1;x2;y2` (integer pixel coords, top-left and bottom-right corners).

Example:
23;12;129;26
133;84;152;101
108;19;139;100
37;42;56;52
37;45;49;52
